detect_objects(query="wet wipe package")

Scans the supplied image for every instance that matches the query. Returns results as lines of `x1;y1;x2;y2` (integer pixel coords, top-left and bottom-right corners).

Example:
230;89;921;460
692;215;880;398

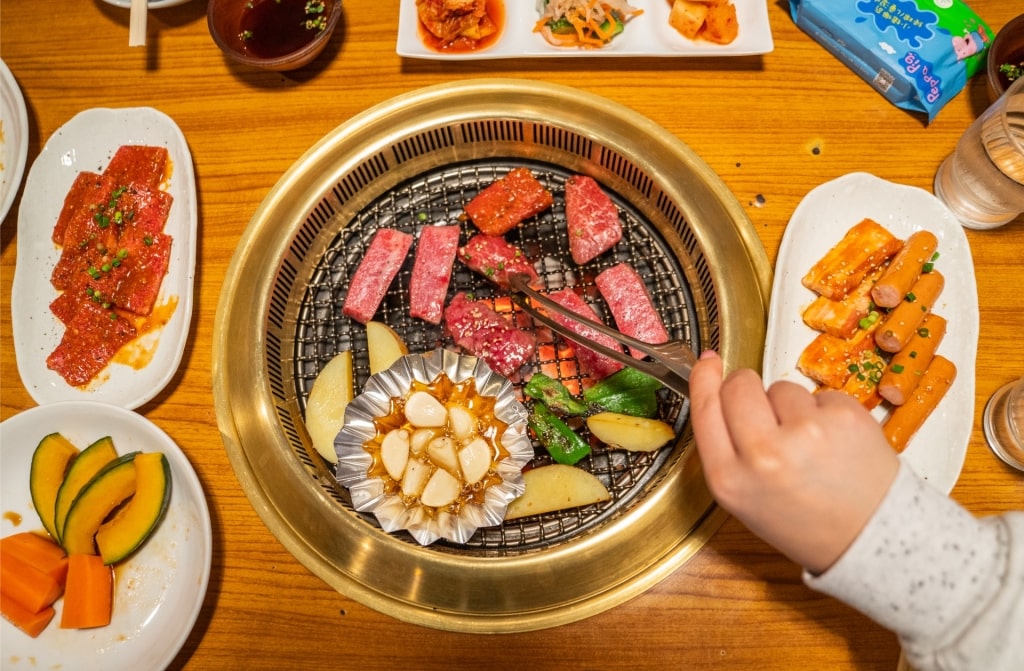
790;0;993;122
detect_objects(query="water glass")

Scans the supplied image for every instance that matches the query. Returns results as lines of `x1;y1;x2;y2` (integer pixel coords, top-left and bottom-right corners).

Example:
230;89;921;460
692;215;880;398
983;376;1024;472
934;77;1024;229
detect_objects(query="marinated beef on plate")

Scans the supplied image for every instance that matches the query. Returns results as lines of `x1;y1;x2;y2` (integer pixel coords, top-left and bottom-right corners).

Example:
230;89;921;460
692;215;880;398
46;145;175;387
415;0;498;48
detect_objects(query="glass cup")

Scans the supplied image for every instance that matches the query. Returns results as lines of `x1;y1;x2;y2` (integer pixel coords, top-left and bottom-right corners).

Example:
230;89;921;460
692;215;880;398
934;76;1024;230
983;376;1024;472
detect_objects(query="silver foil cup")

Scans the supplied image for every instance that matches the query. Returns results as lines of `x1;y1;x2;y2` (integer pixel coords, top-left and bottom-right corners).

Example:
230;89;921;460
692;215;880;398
335;348;534;545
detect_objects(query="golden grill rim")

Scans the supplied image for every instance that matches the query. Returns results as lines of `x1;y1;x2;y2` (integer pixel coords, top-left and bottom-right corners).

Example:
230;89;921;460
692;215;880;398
212;79;771;633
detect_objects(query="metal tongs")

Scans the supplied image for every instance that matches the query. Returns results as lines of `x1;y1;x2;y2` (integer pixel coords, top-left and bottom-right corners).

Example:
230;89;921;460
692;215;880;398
507;273;696;397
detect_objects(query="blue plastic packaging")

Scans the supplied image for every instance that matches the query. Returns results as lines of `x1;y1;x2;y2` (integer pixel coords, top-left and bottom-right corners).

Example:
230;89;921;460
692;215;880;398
790;0;993;122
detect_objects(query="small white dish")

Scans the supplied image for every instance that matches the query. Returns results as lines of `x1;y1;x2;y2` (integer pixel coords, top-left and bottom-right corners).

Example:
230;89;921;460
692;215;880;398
12;107;197;409
397;0;773;60
0;401;212;670
101;0;192;9
1;58;29;224
762;172;978;494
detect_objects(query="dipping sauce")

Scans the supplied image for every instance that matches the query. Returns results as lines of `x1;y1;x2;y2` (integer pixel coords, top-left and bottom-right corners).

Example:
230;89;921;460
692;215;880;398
238;0;329;59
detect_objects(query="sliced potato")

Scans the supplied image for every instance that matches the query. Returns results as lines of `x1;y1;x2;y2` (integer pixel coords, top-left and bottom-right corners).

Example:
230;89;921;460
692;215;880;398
504;464;611;520
366;321;408;374
305;350;354;463
586;412;676;452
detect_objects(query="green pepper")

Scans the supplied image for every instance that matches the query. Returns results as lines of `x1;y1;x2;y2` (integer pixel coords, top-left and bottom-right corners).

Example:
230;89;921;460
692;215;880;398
523;373;588;416
528;402;591;466
583;367;661;418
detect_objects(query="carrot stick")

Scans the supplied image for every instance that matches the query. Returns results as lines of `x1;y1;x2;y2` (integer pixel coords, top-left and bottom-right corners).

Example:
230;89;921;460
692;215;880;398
60;554;113;629
0;549;63;614
1;592;55;638
1;533;69;585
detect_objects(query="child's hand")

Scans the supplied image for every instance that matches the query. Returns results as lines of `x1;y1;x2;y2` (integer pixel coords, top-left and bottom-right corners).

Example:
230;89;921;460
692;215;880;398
689;351;900;574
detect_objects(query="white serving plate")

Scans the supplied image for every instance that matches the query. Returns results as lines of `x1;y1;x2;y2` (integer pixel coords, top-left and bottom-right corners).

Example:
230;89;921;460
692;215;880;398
12;107;197;409
0;401;212;671
1;58;29;224
398;0;773;60
763;172;978;494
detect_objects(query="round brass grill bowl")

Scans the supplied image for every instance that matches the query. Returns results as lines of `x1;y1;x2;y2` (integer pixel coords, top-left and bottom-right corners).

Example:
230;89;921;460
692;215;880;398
213;79;771;633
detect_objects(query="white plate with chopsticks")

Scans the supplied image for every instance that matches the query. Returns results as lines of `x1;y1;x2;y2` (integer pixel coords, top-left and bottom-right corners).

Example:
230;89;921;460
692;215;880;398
763;172;978;494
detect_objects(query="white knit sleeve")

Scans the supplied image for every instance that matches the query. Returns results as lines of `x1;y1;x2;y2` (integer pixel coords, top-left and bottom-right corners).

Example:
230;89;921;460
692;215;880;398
803;460;1024;671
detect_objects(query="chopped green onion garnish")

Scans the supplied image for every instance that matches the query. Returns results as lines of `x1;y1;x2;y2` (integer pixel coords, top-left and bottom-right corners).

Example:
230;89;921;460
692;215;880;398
891;364;905;374
905;291;916;302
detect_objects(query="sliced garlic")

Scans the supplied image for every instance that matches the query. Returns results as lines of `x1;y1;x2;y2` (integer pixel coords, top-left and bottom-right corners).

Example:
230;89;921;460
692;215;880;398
401;457;430;497
427;436;459;476
409;428;435;456
458;437;491;485
420;468;461;508
447;403;476;441
380;428;410;480
405;391;447;428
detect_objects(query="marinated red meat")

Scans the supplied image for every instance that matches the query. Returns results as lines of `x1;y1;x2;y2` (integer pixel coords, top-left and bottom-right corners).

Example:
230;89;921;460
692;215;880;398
52;172;113;245
565;175;622;265
444;292;536;378
457;234;538;288
416;0;498;48
545;288;623;380
46;145;176;387
595;263;668;359
46;301;138;387
103;145;169;192
409;225;461;324
463;167;553;236
342;228;414;324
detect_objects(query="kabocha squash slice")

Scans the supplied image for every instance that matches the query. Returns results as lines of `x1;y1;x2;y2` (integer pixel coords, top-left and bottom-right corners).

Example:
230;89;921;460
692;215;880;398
53;436;118;543
61;453;139;556
29;433;80;540
96;452;172;564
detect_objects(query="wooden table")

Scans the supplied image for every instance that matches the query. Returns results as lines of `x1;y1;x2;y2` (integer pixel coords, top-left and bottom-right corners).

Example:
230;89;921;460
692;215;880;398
3;2;1022;669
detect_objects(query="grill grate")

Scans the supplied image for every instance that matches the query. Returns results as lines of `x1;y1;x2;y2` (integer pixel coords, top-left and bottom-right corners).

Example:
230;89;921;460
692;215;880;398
291;159;698;553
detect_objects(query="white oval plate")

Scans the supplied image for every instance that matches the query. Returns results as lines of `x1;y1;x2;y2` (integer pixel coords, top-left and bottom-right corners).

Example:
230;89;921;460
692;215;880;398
763;172;978;494
397;0;773;60
0;401;212;671
12;107;197;409
1;58;29;224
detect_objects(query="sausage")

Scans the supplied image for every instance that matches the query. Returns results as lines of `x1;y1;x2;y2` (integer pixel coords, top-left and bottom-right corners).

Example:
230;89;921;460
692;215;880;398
874;270;944;353
870;230;939;308
877;314;947;406
882;355;957;452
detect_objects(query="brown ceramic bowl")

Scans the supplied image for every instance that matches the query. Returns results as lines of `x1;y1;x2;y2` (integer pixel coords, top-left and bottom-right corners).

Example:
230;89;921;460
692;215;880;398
208;0;342;71
987;14;1024;102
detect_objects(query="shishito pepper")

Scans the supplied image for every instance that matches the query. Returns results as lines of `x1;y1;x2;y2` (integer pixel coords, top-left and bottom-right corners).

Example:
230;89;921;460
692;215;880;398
528;402;591;466
583;367;661;418
523;373;588;416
